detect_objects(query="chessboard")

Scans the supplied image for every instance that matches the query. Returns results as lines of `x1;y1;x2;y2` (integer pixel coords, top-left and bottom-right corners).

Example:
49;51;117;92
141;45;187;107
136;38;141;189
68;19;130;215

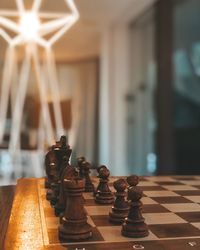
4;175;200;250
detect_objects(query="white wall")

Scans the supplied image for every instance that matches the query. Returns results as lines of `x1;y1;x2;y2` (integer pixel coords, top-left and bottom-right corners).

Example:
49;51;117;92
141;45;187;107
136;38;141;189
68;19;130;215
99;26;131;175
99;0;156;175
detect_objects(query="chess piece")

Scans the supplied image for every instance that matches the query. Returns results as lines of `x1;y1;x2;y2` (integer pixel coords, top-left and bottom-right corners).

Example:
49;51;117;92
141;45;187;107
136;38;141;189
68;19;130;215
93;165;107;196
77;156;86;177
44;145;56;189
54;136;71;170
46;161;58;201
95;167;114;204
55;157;78;216
121;186;149;238
126;175;139;187
82;161;94;192
59;178;93;240
109;178;129;224
51;136;72;206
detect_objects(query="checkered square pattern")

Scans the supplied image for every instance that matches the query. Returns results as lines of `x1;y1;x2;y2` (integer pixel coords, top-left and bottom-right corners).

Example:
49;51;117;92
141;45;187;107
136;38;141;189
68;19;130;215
38;176;200;248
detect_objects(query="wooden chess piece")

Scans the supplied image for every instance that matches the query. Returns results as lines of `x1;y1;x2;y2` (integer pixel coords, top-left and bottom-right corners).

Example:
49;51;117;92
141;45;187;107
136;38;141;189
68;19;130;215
46;162;58;201
93;165;107;196
77;156;86;177
109;178;129;224
95;167;114;204
51;137;72;206
54;136;71;170
121;186;149;238
82;161;94;192
55;157;78;216
126;175;139;187
44;145;56;189
59;178;93;240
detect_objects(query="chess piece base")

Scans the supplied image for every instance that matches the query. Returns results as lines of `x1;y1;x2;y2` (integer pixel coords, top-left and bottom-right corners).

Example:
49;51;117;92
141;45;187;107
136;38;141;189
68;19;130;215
59;218;92;240
109;207;129;224
95;192;114;204
121;220;149;238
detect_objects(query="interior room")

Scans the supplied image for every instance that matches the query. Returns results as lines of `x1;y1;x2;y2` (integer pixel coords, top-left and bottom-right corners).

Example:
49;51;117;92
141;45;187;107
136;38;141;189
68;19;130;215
1;0;200;249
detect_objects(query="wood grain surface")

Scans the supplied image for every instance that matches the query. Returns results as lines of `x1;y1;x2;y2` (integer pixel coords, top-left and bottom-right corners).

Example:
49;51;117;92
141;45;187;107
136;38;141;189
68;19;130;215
4;179;44;250
0;185;15;250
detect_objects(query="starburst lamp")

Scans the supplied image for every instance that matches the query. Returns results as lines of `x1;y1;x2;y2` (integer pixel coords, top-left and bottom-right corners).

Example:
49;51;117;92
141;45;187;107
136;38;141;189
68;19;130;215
0;0;79;153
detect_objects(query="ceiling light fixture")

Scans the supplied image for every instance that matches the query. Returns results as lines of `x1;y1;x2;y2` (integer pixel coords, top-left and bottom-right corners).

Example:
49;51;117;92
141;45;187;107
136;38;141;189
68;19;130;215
0;0;79;157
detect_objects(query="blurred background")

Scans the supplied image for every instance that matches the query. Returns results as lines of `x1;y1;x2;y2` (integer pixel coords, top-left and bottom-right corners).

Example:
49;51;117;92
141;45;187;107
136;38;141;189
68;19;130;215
0;0;200;185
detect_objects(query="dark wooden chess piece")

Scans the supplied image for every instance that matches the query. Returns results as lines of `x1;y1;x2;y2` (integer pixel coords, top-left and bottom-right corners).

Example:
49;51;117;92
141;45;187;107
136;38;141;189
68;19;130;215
121;186;149;238
81;161;94;192
126;175;139;187
77;156;86;177
93;165;107;196
50;136;72;206
44;145;56;189
109;178;129;224
95;167;114;204
46;162;57;201
59;178;93;240
55;157;78;216
54;136;71;169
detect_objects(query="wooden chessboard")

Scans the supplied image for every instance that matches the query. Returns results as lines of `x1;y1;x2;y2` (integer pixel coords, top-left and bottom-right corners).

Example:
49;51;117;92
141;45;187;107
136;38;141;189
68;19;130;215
4;176;200;250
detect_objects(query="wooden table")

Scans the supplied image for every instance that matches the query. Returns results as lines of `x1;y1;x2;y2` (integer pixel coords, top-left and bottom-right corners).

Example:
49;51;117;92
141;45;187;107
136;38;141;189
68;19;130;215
0;185;15;250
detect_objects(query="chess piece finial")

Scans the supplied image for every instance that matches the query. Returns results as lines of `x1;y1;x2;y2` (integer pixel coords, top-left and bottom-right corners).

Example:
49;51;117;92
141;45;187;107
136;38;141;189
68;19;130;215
60;135;67;148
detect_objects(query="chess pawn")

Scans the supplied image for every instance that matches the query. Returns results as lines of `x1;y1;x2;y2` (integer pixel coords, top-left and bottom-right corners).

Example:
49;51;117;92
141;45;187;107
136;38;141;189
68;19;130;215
77;156;86;177
82;161;94;192
93;165;108;196
121;186;149;238
126;175;139;187
95;167;114;204
59;178;92;240
109;179;129;224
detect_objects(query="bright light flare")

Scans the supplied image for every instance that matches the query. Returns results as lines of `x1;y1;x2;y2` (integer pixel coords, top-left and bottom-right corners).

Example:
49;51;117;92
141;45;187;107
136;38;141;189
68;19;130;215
19;12;40;41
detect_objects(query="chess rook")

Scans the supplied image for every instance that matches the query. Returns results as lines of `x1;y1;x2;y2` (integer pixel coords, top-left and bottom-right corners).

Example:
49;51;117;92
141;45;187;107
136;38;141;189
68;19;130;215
122;186;149;238
59;178;92;240
109;178;129;224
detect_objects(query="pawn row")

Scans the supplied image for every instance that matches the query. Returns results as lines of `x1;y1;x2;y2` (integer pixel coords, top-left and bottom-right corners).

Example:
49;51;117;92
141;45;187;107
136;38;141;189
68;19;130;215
109;175;149;238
